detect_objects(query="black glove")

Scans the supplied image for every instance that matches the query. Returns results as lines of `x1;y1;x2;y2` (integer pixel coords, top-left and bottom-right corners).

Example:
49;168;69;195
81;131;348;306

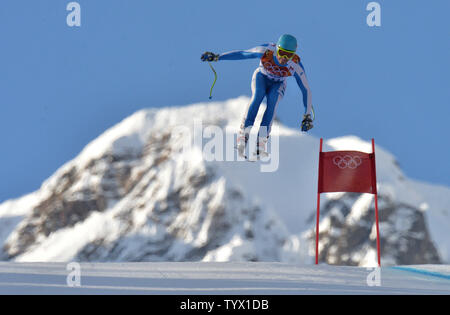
301;114;313;132
201;51;219;62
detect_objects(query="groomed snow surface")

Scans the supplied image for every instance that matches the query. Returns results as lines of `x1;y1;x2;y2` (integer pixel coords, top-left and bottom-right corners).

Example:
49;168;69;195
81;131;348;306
0;262;448;295
1;97;449;295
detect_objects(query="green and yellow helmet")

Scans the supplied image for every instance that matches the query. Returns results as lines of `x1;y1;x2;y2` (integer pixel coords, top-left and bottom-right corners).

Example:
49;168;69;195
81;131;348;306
277;34;297;52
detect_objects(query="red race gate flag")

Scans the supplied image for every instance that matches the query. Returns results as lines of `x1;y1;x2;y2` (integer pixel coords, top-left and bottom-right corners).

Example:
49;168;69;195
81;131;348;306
315;138;381;266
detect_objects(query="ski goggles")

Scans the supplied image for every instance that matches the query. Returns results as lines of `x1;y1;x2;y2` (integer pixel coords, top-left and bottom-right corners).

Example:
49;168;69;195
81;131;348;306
276;46;295;60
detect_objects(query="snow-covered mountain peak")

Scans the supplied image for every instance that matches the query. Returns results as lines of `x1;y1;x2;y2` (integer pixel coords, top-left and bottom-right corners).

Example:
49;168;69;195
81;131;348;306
1;96;449;266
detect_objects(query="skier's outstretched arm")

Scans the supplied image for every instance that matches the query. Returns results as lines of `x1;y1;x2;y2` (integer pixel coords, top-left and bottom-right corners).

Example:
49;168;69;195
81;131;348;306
218;44;268;61
293;61;314;131
293;61;313;116
201;45;268;62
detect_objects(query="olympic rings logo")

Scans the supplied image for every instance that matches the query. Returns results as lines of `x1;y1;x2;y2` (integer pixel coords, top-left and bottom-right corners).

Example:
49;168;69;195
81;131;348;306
263;62;289;77
333;155;363;169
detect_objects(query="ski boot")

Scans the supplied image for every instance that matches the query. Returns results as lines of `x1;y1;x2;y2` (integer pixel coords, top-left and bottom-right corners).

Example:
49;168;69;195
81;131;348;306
254;136;269;158
236;129;249;158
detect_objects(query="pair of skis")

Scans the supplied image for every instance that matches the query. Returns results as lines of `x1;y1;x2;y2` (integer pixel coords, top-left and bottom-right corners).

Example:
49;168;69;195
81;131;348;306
234;145;269;162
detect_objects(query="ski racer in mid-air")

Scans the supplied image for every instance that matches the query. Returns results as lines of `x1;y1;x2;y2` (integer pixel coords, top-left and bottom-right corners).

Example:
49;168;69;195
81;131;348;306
201;34;314;158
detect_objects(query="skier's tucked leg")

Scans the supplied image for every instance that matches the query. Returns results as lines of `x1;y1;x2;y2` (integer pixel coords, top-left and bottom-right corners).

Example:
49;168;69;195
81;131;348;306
255;80;285;157
237;70;267;157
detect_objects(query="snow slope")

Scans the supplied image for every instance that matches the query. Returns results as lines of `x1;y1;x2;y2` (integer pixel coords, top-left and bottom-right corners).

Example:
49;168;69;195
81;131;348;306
0;262;448;295
0;96;449;266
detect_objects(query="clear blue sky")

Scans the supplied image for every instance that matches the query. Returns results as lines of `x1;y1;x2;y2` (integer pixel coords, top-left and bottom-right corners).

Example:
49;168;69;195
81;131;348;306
1;0;449;202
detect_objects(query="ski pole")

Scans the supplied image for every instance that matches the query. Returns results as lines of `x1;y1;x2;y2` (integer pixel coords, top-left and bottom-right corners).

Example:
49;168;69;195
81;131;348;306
207;61;217;99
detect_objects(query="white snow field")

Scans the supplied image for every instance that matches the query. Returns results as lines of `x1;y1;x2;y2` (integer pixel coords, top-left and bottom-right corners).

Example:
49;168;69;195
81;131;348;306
0;262;448;295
